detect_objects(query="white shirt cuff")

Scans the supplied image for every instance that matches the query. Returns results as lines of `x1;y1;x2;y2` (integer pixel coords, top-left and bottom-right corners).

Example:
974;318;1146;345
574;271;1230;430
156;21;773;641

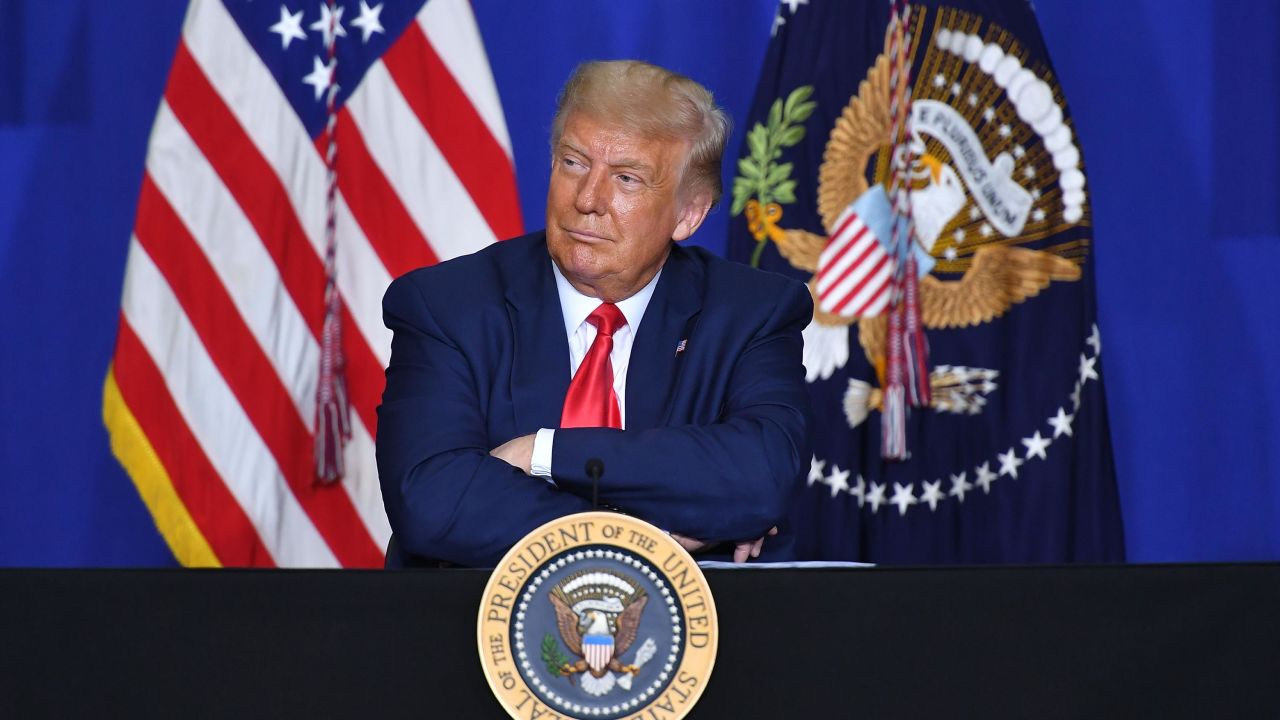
531;428;555;482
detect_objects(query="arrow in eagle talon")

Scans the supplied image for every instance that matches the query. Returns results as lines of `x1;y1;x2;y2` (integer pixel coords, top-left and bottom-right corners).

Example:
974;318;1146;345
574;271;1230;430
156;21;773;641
616;638;657;691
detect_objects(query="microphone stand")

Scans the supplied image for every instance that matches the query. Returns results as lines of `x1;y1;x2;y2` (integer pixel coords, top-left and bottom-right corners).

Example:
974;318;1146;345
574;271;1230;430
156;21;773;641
585;458;604;511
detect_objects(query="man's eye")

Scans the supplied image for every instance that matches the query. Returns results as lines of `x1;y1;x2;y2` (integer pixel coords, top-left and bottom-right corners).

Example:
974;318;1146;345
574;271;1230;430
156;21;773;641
562;157;581;168
617;174;636;184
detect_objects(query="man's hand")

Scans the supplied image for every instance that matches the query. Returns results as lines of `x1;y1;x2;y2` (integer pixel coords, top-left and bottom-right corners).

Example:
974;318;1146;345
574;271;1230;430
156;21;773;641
671;526;778;563
669;533;709;554
732;526;779;563
490;434;536;475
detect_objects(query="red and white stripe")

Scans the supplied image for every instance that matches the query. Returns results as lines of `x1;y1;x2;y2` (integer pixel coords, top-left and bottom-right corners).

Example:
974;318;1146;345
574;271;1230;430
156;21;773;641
584;640;614;674
106;0;523;567
814;207;893;318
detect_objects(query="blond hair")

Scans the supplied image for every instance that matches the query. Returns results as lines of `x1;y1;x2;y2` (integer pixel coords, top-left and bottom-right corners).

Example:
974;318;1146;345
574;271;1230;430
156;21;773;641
550;60;730;207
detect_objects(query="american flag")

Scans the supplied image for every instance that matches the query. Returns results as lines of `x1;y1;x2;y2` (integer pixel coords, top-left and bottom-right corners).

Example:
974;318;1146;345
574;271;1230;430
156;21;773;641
102;0;522;567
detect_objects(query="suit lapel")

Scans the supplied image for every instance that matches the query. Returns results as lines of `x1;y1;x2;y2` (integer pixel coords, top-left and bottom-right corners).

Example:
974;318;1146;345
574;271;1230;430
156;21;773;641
626;245;703;431
502;233;572;433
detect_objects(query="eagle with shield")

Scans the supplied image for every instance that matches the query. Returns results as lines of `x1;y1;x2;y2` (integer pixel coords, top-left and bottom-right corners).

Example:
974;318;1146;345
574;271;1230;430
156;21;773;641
734;8;1091;433
543;570;656;697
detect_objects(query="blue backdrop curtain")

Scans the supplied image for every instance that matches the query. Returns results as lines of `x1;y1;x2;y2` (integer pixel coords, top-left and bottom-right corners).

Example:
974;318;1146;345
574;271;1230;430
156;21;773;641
0;0;1276;565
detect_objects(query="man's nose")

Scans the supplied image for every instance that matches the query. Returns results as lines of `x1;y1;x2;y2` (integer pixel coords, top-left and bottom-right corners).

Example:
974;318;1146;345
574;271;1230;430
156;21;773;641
574;168;609;215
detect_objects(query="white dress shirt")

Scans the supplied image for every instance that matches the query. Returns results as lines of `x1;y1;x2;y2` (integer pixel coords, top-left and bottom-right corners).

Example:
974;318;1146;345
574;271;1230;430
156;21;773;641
529;262;661;478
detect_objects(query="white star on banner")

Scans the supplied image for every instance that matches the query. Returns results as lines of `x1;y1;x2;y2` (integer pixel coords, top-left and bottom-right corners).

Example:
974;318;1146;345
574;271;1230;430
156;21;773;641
1078;353;1099;383
866;482;887;513
350;1;384;43
310;3;347;48
1070;380;1083;411
889;483;917;516
269;5;307;49
781;0;808;13
975;462;997;494
850;475;867;508
807;456;825;486
302;56;335;100
1049;407;1075;438
771;12;786;36
1022;431;1051;461
920;480;945;511
1086;323;1102;355
826;465;851;499
997;448;1024;479
949;471;973;502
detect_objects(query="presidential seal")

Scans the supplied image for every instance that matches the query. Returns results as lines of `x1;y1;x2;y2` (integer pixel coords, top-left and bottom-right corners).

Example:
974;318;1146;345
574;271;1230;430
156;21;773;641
478;512;717;720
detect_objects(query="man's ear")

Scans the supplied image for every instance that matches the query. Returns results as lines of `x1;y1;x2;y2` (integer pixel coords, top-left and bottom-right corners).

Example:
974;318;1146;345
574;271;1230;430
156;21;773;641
671;188;714;242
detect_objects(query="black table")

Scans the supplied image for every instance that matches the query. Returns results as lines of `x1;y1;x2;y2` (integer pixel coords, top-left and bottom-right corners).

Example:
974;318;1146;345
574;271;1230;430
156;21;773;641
3;564;1277;718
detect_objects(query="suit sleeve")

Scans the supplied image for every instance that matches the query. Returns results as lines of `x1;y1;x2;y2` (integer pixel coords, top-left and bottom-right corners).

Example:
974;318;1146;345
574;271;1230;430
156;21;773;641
376;275;592;567
551;279;813;543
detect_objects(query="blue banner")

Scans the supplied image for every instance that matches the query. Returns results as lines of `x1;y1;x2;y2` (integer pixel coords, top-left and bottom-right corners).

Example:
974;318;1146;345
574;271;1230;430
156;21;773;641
727;0;1124;562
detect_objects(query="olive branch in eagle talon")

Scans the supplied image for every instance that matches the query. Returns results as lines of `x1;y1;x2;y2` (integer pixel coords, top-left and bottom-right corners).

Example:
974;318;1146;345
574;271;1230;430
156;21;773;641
731;85;817;267
541;633;574;684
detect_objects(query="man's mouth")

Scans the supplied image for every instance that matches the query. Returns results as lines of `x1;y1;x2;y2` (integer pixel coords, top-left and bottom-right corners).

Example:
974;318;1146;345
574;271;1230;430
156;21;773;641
564;228;610;243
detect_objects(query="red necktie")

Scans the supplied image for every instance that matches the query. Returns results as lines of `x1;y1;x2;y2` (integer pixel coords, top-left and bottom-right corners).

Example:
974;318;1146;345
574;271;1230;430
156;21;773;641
560;303;627;429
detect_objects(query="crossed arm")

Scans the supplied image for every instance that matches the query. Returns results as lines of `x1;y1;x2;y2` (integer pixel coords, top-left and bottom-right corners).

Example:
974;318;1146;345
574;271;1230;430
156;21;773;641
490;437;780;562
377;275;811;567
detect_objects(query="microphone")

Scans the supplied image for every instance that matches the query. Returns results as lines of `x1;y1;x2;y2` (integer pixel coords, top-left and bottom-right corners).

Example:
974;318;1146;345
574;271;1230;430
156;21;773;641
585;458;605;511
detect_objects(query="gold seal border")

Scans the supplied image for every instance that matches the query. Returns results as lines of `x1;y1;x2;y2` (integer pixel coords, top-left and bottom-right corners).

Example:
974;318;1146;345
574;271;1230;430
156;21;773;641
477;511;719;720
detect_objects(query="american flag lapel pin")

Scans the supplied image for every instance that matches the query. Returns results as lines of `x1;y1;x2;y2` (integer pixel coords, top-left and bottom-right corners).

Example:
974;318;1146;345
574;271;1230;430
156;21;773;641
674;339;687;356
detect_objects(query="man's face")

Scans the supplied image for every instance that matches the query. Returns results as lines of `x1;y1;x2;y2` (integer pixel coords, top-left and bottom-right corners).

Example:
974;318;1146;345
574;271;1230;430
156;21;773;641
545;112;710;301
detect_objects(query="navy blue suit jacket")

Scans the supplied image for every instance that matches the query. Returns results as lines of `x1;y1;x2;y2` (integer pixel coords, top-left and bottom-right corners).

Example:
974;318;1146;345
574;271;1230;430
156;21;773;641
376;232;812;567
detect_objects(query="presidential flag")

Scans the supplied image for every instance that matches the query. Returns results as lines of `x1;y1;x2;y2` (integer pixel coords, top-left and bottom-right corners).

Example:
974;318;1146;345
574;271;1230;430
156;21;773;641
728;0;1124;562
102;0;522;567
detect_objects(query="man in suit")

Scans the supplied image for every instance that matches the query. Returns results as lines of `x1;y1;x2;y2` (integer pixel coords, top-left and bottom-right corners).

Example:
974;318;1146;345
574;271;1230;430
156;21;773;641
376;60;812;568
